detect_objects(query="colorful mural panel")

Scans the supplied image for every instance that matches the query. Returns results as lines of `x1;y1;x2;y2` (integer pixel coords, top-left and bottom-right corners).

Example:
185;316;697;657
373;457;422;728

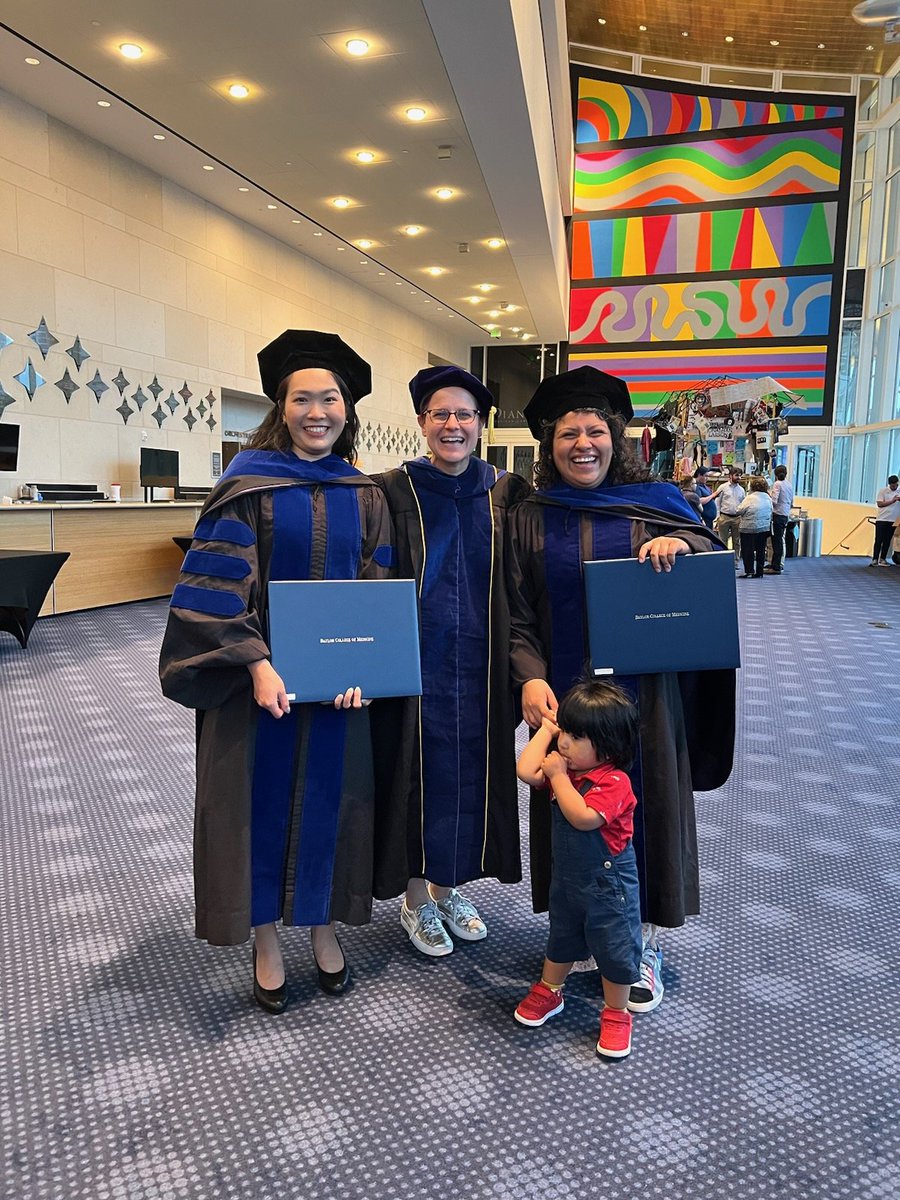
569;277;833;345
570;201;837;280
576;79;845;143
574;127;843;212
568;346;828;419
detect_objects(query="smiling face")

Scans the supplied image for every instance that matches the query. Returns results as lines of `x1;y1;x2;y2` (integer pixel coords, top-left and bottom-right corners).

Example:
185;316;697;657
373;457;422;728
281;368;347;460
417;385;485;476
551;410;613;489
556;728;601;773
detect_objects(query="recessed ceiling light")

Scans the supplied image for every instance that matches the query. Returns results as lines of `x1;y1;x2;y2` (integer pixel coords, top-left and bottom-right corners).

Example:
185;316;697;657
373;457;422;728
486;238;504;249
97;100;111;108
405;106;427;121
867;44;875;50
238;186;249;192
597;17;607;24
424;299;431;303
466;296;483;304
510;327;521;333
487;310;501;318
355;151;376;163
476;283;495;292
770;39;780;46
639;24;647;32
426;267;444;276
336;245;345;251
202;164;215;171
410;290;417;295
724;35;734;43
435;187;455;200
292;219;301;224
266;204;277;210
119;43;143;59
357;239;374;249
395;281;403;285
818;43;826;49
681;31;689;37
24;57;40;65
314;230;323;237
403;225;422;236
378;271;386;276
346;39;369;56
332;197;351;208
153;133;166;140
483;324;498;331
228;83;251;99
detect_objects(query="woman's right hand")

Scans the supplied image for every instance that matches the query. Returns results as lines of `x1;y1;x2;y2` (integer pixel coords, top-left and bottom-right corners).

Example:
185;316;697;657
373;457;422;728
522;678;558;729
247;659;291;718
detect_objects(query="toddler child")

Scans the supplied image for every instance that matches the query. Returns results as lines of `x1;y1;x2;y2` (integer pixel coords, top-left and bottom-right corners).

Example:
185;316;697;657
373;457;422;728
515;681;643;1060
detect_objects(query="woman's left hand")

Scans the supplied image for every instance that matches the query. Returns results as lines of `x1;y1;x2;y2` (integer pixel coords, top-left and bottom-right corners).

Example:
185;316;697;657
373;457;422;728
333;686;370;709
637;536;691;573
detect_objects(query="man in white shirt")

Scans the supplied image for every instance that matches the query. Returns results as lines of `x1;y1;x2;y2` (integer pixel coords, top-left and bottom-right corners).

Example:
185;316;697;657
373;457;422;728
766;465;794;575
871;474;900;566
712;467;746;564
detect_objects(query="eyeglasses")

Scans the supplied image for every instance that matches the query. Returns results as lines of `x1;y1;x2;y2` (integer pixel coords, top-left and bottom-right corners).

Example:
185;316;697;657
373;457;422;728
422;408;479;425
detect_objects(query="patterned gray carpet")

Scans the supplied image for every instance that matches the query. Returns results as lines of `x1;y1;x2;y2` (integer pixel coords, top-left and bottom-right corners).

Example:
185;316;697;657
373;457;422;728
1;556;898;1200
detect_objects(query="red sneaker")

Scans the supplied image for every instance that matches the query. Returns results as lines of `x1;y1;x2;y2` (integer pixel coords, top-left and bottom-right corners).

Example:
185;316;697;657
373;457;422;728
596;1006;632;1059
514;982;564;1027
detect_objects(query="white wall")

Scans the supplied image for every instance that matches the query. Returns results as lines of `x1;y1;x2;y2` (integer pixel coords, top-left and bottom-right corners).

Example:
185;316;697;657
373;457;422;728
0;88;469;499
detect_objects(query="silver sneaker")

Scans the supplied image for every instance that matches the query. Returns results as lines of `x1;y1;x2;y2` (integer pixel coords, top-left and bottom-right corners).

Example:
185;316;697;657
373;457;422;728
432;888;487;941
400;899;453;957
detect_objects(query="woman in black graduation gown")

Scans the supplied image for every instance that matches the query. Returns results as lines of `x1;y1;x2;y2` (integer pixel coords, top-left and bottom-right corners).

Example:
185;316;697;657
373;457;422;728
507;366;735;1012
159;330;396;1012
372;367;530;957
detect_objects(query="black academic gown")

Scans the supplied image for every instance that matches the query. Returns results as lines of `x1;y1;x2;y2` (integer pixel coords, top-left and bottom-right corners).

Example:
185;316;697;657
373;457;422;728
159;450;396;946
371;458;531;897
507;482;735;929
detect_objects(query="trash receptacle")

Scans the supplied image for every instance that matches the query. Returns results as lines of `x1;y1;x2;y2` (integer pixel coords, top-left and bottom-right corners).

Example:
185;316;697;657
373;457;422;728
798;517;823;557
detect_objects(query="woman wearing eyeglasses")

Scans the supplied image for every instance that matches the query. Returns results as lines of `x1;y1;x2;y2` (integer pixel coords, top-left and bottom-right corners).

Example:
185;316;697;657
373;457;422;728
372;367;530;957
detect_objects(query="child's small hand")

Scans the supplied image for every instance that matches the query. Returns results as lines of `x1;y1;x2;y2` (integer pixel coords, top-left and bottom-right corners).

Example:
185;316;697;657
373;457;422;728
541;751;567;780
541;715;560;738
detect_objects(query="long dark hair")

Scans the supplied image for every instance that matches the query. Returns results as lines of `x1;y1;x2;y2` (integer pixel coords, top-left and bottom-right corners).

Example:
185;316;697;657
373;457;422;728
532;407;649;489
556;680;639;771
247;371;360;465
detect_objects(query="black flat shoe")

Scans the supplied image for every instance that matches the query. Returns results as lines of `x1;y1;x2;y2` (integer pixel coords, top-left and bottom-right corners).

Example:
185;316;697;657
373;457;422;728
253;944;287;1014
312;932;350;996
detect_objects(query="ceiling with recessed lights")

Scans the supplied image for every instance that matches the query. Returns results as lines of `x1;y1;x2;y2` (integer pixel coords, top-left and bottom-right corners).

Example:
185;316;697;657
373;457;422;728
0;0;569;345
567;0;900;76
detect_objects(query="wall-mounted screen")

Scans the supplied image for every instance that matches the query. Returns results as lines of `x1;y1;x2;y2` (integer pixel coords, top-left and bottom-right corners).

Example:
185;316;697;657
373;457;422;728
0;423;20;472
140;447;179;488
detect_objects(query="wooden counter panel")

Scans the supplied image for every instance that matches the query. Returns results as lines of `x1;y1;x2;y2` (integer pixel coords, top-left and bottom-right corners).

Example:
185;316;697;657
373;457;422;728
52;506;200;612
0;512;56;613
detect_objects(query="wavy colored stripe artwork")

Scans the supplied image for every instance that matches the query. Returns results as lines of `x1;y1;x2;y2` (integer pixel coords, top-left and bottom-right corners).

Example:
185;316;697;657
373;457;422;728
570;276;832;345
571;201;837;280
567;346;827;417
576;79;845;143
574;128;843;211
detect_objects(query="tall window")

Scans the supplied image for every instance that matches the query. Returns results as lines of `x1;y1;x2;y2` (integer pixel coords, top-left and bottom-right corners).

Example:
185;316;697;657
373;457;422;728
830;435;851;499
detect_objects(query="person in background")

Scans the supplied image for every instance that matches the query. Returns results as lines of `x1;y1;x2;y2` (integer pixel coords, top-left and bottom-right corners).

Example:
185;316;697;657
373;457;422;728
737;476;773;579
159;330;399;1014
712;467;746;565
693;466;717;531
506;366;734;1019
871;474;900;567
766;465;794;575
372;367;530;957
679;477;703;519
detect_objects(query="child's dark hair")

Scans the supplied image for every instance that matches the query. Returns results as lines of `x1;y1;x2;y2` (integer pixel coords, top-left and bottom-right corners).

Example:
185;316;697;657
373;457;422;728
556;681;638;772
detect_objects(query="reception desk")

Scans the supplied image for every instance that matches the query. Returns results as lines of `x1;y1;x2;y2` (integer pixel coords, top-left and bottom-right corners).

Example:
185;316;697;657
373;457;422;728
0;502;202;614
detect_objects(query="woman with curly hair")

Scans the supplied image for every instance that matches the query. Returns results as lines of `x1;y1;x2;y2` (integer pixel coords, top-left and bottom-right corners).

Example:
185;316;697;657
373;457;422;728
506;366;735;1018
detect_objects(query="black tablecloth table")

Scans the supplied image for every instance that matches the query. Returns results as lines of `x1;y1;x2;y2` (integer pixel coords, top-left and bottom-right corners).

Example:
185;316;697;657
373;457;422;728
0;549;70;647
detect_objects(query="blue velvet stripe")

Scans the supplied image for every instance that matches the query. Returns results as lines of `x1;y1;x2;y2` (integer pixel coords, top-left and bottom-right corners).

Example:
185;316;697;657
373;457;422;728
250;707;300;926
412;464;493;884
170;583;245;617
193;518;255;546
543;505;590;699
222;449;364;484
269;487;312;582
372;544;393;568
323;485;362;579
182;550;251;580
291;707;347;925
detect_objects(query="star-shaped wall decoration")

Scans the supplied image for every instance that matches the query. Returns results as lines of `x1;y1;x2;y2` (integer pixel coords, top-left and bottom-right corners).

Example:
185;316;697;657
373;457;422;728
151;404;167;428
86;370;109;403
132;385;148;410
55;369;78;403
0;382;15;418
66;336;91;372
197;400;207;417
116;398;134;424
184;409;197;431
0;330;13;353
179;382;193;405
205;390;216;406
15;358;45;400
148;375;163;401
112;369;130;396
206;414;217;431
28;317;59;360
165;391;179;414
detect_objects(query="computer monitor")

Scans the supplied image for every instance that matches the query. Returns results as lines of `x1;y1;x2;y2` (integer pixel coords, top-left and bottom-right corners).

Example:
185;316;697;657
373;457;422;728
140;447;179;488
0;423;20;472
